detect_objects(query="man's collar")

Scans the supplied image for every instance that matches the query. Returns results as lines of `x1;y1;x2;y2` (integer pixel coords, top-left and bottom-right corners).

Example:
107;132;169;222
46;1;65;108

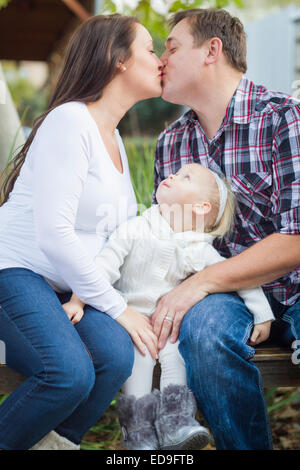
184;75;257;128
229;75;258;124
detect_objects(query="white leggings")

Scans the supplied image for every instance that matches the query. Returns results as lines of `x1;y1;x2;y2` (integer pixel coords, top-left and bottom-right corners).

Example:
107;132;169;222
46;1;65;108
122;338;187;399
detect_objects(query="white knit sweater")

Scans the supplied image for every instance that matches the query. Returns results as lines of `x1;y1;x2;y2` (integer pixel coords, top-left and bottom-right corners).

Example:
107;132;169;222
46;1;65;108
95;205;275;324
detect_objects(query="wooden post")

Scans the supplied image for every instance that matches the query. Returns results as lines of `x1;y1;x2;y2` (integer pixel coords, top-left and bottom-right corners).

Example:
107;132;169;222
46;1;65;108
61;0;91;22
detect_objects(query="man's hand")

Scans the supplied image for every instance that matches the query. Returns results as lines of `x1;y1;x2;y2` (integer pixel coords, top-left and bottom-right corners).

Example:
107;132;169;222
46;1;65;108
62;301;85;325
116;306;158;360
249;320;272;346
152;275;210;350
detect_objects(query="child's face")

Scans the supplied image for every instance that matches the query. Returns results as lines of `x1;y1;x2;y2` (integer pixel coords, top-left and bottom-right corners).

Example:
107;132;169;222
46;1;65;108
156;163;214;208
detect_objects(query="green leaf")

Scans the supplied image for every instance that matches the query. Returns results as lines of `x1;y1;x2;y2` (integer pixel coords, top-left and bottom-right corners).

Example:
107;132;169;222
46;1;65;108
0;0;11;9
96;0;244;41
102;0;117;13
192;0;205;6
214;0;231;8
267;391;300;413
169;1;188;13
264;387;278;407
233;0;245;7
0;394;9;406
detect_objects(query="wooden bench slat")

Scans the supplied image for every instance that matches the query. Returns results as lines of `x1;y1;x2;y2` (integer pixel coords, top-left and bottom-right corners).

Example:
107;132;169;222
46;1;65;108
250;346;300;387
252;348;292;361
1;346;300;395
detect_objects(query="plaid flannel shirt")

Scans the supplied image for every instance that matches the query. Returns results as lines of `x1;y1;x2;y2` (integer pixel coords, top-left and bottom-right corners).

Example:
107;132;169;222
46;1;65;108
153;76;300;307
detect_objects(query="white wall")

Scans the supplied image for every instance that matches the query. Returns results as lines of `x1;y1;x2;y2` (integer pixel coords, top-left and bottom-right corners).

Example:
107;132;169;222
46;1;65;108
245;5;296;95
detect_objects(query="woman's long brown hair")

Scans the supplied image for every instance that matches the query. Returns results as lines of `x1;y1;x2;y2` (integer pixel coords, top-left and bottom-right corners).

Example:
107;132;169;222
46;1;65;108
0;14;139;205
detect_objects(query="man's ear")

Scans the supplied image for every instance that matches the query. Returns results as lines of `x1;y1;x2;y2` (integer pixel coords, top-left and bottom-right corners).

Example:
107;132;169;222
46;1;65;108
192;202;212;216
205;37;223;65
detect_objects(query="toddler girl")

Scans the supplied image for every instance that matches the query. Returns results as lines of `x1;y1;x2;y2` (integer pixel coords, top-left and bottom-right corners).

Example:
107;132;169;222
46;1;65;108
62;163;274;450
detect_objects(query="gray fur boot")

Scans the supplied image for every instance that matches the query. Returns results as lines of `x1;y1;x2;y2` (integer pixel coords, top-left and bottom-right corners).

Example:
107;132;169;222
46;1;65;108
116;392;159;450
154;384;210;450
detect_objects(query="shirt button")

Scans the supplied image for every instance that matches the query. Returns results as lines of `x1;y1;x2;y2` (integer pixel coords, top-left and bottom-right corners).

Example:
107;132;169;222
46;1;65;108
247;183;252;189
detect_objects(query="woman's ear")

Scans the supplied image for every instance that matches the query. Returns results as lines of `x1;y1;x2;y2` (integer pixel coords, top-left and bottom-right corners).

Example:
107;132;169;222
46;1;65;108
117;62;127;72
192;202;212;216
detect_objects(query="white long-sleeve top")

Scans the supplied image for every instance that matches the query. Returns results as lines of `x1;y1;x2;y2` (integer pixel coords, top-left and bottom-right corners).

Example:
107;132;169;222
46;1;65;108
95;205;275;324
0;101;137;319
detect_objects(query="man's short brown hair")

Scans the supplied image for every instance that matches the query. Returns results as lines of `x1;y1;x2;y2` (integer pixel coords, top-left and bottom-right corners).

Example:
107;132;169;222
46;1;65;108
170;8;247;73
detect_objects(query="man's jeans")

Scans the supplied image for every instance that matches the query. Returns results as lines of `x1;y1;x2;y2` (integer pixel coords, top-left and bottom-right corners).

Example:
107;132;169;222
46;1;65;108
179;291;300;450
0;268;134;450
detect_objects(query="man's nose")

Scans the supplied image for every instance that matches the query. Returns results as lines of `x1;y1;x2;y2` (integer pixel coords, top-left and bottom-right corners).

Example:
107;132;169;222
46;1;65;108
160;51;167;65
168;174;175;180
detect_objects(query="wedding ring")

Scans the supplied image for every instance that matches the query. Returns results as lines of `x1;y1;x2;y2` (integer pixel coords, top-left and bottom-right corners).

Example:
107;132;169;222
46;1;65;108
164;316;173;323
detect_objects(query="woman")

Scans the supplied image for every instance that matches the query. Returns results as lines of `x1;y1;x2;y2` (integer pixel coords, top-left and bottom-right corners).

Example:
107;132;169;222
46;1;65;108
0;14;162;450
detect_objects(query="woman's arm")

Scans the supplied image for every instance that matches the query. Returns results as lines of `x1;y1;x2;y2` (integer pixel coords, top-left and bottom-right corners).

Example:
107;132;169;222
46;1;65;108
32;107;127;320
63;290;158;358
93;221;136;285
62;293;85;325
31;109;158;357
69;293;85;309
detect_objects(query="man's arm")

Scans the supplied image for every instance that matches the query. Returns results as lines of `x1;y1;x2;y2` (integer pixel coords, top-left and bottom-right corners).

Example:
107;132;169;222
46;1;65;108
196;104;300;293
152;105;300;348
152;233;300;349
185;240;275;324
199;232;300;294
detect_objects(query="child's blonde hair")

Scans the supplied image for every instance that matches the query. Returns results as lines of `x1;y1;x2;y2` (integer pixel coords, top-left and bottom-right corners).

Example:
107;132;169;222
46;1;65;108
206;177;236;240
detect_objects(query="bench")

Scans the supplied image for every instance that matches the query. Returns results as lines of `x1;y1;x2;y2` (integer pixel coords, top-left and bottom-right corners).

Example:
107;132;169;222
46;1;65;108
1;344;300;395
152;344;300;389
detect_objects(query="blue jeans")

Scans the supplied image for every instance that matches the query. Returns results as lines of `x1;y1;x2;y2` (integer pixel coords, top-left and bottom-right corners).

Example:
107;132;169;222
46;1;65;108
179;291;300;450
0;268;134;450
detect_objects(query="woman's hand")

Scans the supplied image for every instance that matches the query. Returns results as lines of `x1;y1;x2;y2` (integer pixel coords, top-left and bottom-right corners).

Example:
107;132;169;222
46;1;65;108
152;274;210;350
249;320;272;346
116;307;158;360
62;301;85;325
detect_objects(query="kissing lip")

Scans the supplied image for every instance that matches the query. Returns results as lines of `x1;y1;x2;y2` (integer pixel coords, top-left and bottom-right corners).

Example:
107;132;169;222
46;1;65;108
162;181;170;188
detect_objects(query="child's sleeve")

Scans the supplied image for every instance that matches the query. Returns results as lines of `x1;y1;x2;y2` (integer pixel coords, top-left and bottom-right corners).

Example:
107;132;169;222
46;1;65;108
94;219;136;285
190;243;275;325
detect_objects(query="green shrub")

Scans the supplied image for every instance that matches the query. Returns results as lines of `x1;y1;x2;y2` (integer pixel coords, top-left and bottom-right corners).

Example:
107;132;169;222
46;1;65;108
125;136;156;210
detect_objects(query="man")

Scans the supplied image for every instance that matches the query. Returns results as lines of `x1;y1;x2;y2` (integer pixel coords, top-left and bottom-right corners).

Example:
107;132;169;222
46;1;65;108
151;8;300;449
